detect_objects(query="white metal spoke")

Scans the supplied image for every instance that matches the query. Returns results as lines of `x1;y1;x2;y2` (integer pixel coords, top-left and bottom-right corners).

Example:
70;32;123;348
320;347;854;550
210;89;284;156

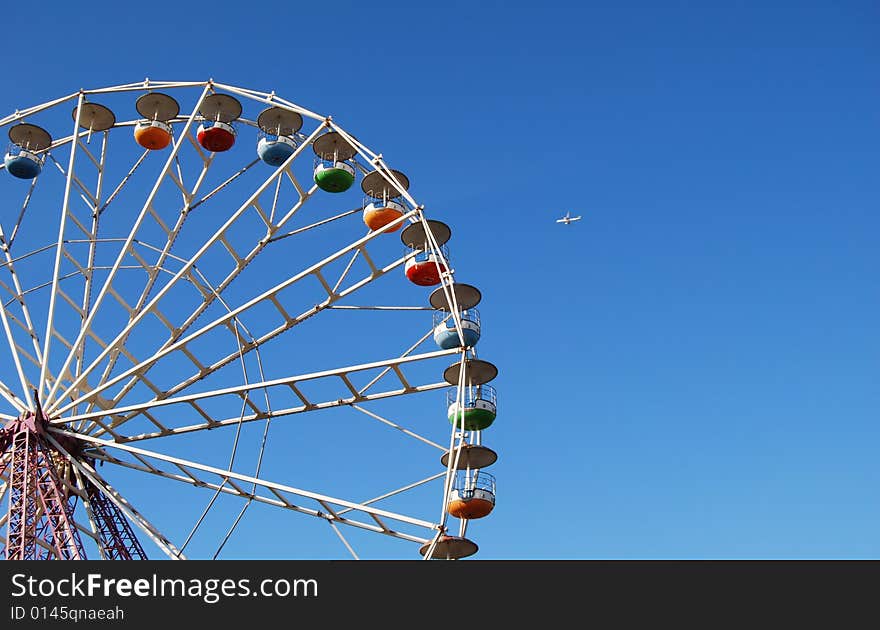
0;238;54;373
38;91;86;400
0;379;26;412
117;236;409;412
98;148;150;215
42;84;213;408
334;473;447;518
7;173;38;248
350;404;447;451
49;119;321;410
60;346;455;423
47;119;330;413
67;131;218;416
0;260;33;403
267;207;363;245
53;347;456;440
328;521;360;560
36;132;112;419
358;326;438;395
52;429;438;544
101;380;447;442
52;209;416;419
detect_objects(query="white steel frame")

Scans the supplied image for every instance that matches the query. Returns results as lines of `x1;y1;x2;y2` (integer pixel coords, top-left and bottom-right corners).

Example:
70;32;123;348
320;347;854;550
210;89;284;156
0;80;488;560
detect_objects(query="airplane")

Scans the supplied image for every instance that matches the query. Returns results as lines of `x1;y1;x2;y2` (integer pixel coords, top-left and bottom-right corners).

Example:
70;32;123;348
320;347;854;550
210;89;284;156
555;211;582;225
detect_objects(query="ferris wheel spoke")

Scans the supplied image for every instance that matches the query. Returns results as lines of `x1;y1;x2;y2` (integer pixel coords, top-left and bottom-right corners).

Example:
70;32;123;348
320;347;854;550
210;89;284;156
98;148;150;215
0;228;53;405
39;84;214;410
266;207;363;245
71;165;104;419
185;155;259;213
76;258;253;421
45;130;218;411
81;307;262;435
349;403;448;451
54;347;457;441
70;164;342;423
46;119;332;414
58;139;220;414
5;174;38;248
43;131;117;411
98;377;448;443
37;92;90;402
84;315;426;440
0;251;46;369
70;121;327;400
0;379;26;412
46;151;104;212
28;284;223;436
56;430;438;545
0;285;34;405
77;316;256;437
51;211;417;419
24;132;122;411
327;520;360;560
333;472;447;519
356;324;440;396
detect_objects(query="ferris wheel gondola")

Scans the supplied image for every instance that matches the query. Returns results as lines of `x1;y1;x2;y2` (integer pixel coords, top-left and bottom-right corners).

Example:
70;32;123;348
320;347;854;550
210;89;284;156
256;106;303;166
4;123;52;179
313;131;358;193
362;168;410;233
196;93;241;152
134;92;179;150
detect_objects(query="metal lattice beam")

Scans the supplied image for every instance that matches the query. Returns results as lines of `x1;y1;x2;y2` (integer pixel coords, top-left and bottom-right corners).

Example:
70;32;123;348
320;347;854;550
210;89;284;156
2;415;85;559
84;479;148;560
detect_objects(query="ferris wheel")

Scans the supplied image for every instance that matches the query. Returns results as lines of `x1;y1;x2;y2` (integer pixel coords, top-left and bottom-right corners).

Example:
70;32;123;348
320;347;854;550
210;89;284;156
0;79;500;560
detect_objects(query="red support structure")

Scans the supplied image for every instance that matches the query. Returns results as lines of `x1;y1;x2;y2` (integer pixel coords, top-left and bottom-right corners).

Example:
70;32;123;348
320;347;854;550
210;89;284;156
85;478;147;560
0;411;146;560
3;415;84;559
5;426;41;559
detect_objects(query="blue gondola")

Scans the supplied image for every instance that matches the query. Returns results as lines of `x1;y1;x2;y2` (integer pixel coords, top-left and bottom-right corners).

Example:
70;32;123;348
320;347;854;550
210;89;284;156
5;123;52;180
256;106;303;167
433;308;481;349
4;147;43;179
257;133;296;166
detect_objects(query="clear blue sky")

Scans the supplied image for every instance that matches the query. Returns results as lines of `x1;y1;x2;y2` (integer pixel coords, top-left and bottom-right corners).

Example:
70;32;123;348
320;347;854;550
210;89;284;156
2;1;877;559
